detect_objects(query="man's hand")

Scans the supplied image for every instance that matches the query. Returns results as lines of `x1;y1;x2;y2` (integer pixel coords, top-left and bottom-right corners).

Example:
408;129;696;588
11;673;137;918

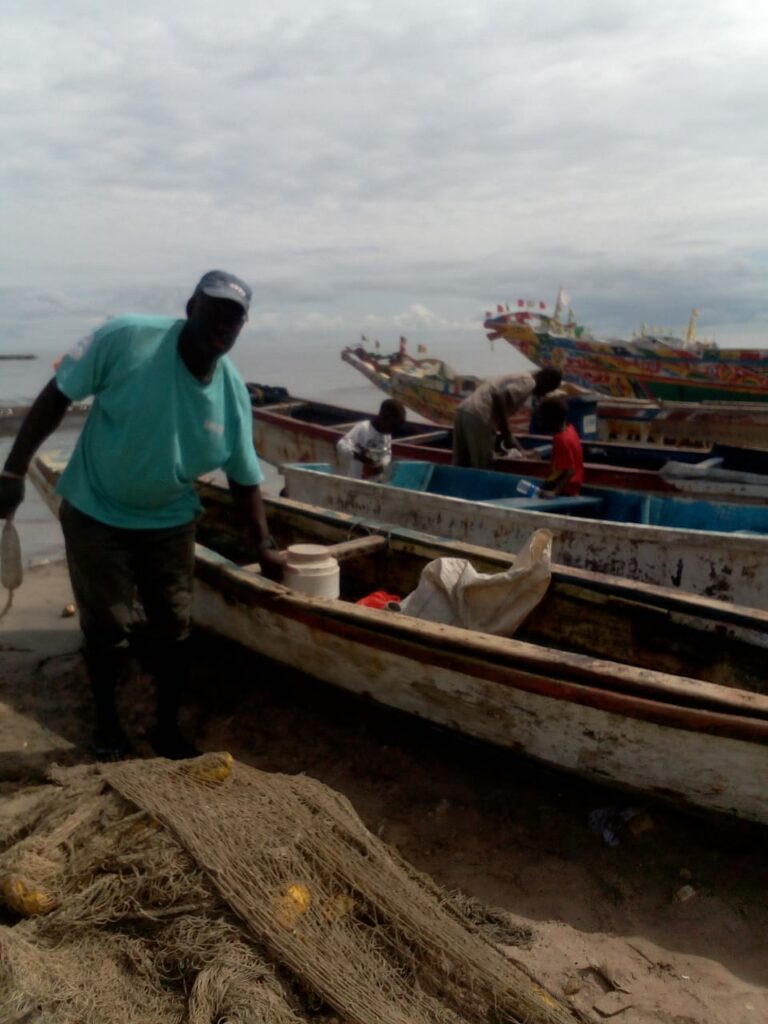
498;446;522;460
259;546;287;582
227;479;284;581
355;448;378;466
0;475;24;519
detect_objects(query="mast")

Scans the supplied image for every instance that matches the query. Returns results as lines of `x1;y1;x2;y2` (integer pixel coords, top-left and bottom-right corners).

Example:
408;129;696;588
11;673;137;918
684;308;700;346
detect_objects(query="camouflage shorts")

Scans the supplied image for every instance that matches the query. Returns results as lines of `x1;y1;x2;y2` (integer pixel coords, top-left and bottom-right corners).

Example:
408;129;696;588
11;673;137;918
60;500;196;651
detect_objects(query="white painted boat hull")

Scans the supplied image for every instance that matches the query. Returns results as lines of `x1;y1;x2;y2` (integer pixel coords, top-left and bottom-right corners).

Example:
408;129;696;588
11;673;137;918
192;548;768;825
282;465;768;608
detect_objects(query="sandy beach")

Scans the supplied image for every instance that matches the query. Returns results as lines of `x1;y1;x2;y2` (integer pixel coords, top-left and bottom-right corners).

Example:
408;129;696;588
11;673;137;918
0;558;766;1023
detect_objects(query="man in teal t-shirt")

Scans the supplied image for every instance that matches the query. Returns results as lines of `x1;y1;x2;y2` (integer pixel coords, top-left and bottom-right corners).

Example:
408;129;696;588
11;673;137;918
0;270;284;759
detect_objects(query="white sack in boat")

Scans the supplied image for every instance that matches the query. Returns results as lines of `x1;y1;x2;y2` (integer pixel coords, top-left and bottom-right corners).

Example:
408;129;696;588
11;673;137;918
400;529;552;636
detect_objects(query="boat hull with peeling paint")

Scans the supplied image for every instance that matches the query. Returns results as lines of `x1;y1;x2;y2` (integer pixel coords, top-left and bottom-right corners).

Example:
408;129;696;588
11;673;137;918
282;461;768;608
30;454;768;823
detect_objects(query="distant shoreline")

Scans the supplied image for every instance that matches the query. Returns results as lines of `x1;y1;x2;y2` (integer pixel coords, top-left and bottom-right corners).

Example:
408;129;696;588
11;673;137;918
0;402;89;438
0;355;36;361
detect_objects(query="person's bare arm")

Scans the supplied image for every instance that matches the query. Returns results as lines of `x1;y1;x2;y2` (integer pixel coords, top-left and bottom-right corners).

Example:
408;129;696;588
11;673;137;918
227;478;286;580
0;379;72;518
540;468;573;498
491;391;526;454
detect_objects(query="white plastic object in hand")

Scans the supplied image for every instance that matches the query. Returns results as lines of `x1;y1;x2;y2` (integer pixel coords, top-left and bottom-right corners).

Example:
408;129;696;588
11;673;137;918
0;517;22;620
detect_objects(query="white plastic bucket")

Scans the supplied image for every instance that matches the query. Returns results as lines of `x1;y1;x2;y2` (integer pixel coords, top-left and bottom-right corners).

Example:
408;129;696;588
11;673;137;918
284;544;340;599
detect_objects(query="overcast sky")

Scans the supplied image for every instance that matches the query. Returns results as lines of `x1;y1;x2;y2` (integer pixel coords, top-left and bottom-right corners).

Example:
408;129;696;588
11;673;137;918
2;0;768;354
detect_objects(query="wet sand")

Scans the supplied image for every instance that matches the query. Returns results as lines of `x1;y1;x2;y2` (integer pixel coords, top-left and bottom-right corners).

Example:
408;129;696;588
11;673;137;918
0;561;766;1023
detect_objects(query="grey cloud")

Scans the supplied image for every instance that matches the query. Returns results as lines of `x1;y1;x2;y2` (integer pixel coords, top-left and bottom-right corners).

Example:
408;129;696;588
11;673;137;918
2;0;768;349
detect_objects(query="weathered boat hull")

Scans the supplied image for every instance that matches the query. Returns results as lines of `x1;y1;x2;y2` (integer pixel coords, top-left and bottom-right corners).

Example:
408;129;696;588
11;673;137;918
389;365;532;432
251;397;768;501
341;345;545;432
30;455;768;824
485;315;768;403
251;399;453;472
282;463;768;608
344;342;768;447
251;398;645;489
193;554;768;825
591;395;768;448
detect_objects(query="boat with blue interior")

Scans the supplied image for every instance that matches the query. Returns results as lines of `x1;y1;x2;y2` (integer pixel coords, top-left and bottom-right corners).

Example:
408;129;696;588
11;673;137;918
281;460;768;608
250;392;768;502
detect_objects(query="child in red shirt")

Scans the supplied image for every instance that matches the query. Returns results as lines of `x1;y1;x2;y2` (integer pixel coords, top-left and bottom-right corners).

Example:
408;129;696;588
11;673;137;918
537;395;584;497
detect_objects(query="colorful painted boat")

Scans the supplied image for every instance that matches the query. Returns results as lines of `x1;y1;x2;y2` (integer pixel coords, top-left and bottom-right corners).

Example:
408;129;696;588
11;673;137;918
249;394;768;501
343;341;768;447
484;306;768;404
341;341;542;429
341;343;540;432
282;461;768;608
30;454;768;825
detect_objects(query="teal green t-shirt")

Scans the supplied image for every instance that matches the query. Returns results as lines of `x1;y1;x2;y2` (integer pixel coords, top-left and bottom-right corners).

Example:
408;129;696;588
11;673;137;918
55;315;264;528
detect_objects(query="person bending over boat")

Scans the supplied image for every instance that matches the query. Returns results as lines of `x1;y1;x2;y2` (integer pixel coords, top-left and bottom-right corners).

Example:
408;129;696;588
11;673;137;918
536;395;584;498
0;270;285;761
336;399;406;480
452;368;562;470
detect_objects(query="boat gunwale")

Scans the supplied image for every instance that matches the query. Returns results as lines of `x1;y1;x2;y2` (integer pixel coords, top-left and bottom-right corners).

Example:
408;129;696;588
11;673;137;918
198;480;768;626
30;456;768;744
252;400;681;491
253;397;768;498
193;544;768;744
283;462;768;551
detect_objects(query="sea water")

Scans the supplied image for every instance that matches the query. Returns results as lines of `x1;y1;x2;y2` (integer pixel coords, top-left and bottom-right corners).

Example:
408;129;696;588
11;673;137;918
0;325;531;565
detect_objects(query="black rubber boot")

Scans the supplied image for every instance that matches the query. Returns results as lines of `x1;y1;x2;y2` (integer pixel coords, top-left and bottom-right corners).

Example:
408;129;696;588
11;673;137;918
147;639;200;760
84;644;133;760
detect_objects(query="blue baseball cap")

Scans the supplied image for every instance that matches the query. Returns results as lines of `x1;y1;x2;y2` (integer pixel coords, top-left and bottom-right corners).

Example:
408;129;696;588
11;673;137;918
194;270;251;312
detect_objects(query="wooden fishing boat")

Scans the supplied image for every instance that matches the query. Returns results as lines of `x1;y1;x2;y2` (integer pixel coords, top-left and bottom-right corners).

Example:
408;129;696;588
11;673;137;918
250;394;768;501
484;305;768;404
341;343;547;432
30;453;768;825
343;341;768;447
282;460;768;608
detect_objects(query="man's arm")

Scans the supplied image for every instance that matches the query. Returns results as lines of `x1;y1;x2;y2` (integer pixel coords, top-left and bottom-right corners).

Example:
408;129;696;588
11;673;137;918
540;467;573;498
491;391;526;455
0;379;72;518
227;478;286;580
337;422;376;470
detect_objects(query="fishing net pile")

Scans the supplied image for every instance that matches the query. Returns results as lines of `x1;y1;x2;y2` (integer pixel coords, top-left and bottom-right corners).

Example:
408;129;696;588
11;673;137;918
0;754;581;1024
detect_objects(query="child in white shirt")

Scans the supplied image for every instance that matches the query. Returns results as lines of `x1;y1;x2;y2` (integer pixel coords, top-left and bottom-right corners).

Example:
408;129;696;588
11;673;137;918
336;399;406;480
